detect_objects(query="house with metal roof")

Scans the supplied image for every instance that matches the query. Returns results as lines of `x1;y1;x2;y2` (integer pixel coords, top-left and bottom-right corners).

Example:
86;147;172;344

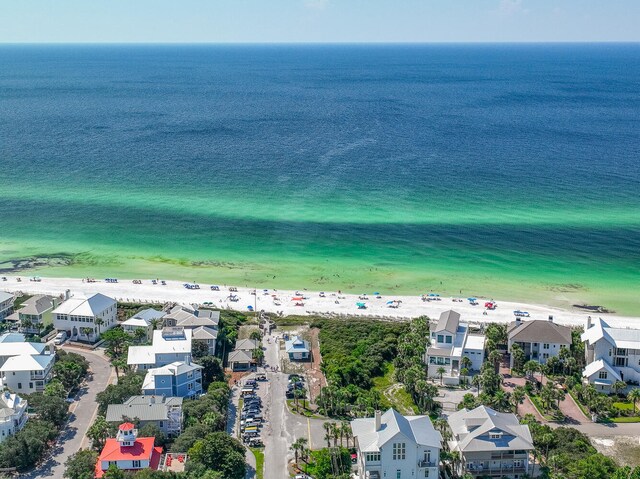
507;318;572;368
141;361;203;398
127;327;192;371
425;310;485;385
122;308;165;340
582;317;640;392
53;292;117;341
106;395;183;436
351;408;441;479
0;353;55;394
447;405;534;478
163;305;219;355
285;335;310;360
5;294;58;334
0;391;28;444
0;292;14;322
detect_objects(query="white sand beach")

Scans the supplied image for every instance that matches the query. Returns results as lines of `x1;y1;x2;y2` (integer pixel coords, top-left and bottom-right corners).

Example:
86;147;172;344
2;275;638;329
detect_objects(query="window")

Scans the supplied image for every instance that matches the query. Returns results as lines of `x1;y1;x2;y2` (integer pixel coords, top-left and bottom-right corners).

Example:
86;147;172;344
543;343;549;350
424;451;431;462
598;371;608;379
188;383;193;390
445;336;452;344
392;443;406;460
396;470;402;479
542;353;549;359
514;460;523;468
29;382;33;389
437;335;444;343
132;460;141;468
425;470;430;477
159;421;164;428
17;383;21;389
615;357;627;367
365;452;381;462
490;433;502;439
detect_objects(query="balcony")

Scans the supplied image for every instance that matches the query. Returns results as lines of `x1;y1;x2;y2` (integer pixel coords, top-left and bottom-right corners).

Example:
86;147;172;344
465;464;527;476
418;460;437;468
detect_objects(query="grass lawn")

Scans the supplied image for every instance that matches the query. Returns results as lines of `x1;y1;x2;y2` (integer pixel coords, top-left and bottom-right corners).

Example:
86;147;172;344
250;447;264;479
13;294;32;308
286;399;324;419
612;416;640;423
372;363;418;415
613;401;635;411
528;394;554;421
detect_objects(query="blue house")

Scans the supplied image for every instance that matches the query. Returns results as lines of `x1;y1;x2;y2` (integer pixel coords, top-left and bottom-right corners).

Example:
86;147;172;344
285;336;311;361
142;361;203;398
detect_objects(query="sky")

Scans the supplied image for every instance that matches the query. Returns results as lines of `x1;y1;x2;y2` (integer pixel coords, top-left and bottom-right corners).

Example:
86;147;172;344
1;0;639;43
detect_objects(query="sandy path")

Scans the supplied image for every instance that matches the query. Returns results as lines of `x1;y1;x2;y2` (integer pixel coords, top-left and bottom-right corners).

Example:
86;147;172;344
2;274;638;329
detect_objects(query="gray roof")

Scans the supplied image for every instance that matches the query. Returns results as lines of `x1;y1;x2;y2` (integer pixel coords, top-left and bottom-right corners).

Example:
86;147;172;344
0;292;13;303
508;320;572;345
228;349;253;363
17;295;55;315
164;306;219;328
351;408;442;453
133;309;166;322
434;310;460;334
447;406;533;453
105;395;182;422
234;338;259;351
192;326;218;340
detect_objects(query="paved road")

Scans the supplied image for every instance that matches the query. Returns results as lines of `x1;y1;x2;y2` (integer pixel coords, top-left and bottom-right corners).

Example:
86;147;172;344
22;346;113;478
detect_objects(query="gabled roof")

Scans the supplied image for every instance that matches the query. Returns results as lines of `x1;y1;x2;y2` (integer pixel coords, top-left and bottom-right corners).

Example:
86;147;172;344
508;319;572;345
583;359;622;382
0;332;26;343
351;408;442;453
234;339;259;351
122;317;151;328
0;292;13;304
0;353;54;372
447;406;533;453
17;295;55;316
0;391;26;419
132;309;166;323
582;317;640;350
0;341;47;357
95;437;161;478
164;305;219;328
106;396;183;423
434;310;460;334
127;329;192;365
53;293;115;316
285;336;310;354
228;349;253;363
192;326;218;340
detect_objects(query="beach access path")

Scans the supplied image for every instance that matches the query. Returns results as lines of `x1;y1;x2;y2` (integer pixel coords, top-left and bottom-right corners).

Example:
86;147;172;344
4;275;638;329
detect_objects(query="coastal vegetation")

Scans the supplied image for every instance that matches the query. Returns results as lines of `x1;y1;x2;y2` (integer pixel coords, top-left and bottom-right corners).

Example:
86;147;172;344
312;318;408;417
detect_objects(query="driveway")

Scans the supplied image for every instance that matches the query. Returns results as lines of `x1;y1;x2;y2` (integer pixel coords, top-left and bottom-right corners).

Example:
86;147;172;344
22;346;114;478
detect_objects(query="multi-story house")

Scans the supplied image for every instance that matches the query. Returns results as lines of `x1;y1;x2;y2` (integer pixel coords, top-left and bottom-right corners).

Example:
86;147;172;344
0;353;55;393
582;317;640;392
0;391;28;443
141;361;203;398
163;305;219;356
507;318;572;367
351;408;441;479
447;405;534;479
0;292;14;322
6;295;58;334
122;308;166;340
106;395;183;437
94;423;163;478
52;292;117;341
425;310;485;384
127;327;193;371
0;334;47;367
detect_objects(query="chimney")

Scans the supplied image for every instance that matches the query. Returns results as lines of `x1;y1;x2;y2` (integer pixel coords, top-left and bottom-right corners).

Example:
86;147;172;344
374;410;382;431
65;289;71;301
515;318;522;326
587;316;592;330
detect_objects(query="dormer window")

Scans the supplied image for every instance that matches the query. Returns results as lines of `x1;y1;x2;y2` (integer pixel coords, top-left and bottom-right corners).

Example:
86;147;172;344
489;432;502;439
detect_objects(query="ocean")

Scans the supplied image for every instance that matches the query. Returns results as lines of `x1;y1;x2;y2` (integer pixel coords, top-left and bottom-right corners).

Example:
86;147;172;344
0;44;639;314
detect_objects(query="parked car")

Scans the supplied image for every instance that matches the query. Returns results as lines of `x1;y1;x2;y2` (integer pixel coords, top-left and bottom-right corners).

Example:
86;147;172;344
256;374;267;381
54;331;67;345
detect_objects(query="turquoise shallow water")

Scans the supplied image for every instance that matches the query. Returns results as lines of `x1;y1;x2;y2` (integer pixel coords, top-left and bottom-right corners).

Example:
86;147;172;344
0;45;639;314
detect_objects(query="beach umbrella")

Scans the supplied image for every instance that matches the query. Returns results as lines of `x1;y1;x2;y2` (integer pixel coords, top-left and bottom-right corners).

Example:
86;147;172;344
386;300;394;305
467;297;477;301
373;292;380;295
356;302;366;307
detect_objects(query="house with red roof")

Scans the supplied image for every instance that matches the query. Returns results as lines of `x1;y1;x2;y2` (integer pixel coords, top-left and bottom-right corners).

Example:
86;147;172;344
95;422;162;478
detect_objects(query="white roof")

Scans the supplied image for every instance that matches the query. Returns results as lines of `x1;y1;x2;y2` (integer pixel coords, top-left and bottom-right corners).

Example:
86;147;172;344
351;408;441;453
0;341;46;357
285;336;310;354
464;334;486;351
142;361;202;389
122;317;151;328
127;328;192;365
52;293;115;316
0;354;54;372
0;292;13;303
582;317;640;350
583;359;622;381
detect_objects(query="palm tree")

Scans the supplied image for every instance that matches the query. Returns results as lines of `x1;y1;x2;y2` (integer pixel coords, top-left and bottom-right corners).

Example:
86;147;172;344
437;367;446;385
627;388;640;414
339;421;349;446
95;317;104;337
330;422;340;447
21;318;33;333
511;386;526;414
459;368;469;387
323;422;332;447
612;380;627;396
342;423;353;448
488;349;502;374
291;437;308;465
471;374;482;395
523;360;539;381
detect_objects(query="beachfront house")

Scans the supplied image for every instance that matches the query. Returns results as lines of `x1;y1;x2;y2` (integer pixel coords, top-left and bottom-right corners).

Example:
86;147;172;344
94;423;163;478
351;408;441;479
127;328;193;371
141;361;203;398
0;353;55;394
106;395;183;437
507;318;572;368
0;292;14;322
227;338;259;371
6;294;58;334
122;308;166;340
425;310;485;384
447;405;534;478
0;391;28;443
52;292;117;341
582;317;640;392
163;305;219;356
285;335;310;361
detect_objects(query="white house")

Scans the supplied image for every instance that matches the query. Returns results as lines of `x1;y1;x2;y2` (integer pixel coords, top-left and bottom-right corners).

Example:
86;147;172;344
0;391;28;443
0;292;14;322
95;423;163;478
0;353;55;394
53;292;117;341
425;310;485;384
122;308;165;340
582;317;640;392
447;405;534;478
351;408;441;479
127;327;192;371
0;335;46;368
507;318;572;367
